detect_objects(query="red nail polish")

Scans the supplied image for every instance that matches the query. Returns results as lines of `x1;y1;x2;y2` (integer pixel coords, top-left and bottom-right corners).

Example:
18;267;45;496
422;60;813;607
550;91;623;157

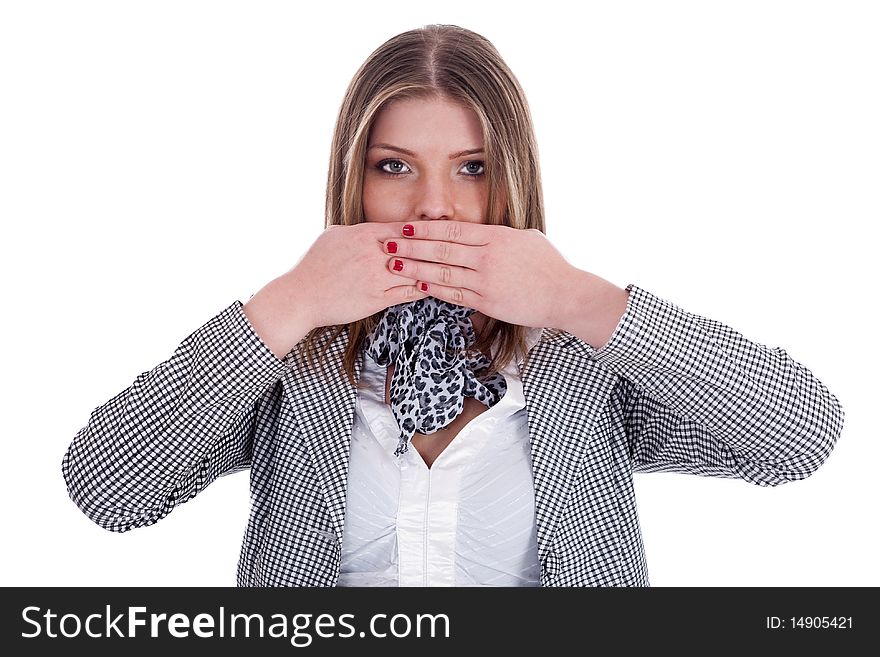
387;241;398;254
402;224;414;237
393;259;403;271
420;282;428;292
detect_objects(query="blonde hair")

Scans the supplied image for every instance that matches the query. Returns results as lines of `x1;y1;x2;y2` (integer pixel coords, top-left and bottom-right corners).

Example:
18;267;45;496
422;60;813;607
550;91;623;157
296;24;560;386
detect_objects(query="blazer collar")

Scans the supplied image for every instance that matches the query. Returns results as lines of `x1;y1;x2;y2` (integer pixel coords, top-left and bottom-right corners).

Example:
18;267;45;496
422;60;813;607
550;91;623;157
280;325;616;563
521;330;618;563
281;328;360;543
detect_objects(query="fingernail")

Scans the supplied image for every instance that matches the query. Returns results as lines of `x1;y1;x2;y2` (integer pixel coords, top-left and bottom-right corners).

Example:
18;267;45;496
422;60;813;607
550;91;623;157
420;282;428;292
386;241;398;254
402;224;414;237
393;259;404;271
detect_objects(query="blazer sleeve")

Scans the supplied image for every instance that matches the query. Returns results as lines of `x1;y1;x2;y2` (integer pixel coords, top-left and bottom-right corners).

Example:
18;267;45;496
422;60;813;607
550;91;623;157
577;284;845;486
62;300;291;532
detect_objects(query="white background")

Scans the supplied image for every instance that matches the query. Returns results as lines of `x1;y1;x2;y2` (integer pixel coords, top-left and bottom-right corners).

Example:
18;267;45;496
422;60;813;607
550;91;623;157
2;0;877;587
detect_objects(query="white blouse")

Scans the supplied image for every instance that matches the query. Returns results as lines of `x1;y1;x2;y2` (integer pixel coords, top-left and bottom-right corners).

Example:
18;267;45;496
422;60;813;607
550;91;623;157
337;327;544;587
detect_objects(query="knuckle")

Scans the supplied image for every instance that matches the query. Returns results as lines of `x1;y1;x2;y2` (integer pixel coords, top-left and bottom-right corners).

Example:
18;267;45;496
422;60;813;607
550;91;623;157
435;242;452;262
450;288;464;303
439;266;452;284
445;222;462;243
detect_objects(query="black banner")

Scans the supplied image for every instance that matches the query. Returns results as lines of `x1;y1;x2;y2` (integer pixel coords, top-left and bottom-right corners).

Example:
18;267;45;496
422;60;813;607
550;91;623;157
2;587;872;654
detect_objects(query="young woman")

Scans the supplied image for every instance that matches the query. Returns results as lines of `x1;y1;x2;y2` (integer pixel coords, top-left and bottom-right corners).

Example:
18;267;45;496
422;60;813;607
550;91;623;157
62;24;845;587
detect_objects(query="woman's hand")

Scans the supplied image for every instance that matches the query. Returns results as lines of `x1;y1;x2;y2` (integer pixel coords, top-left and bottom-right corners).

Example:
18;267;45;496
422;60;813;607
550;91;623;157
244;223;428;358
383;220;630;349
284;223;432;326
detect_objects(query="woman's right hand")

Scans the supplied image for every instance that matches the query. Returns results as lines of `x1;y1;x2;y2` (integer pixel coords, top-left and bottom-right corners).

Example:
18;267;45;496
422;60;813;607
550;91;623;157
243;222;428;359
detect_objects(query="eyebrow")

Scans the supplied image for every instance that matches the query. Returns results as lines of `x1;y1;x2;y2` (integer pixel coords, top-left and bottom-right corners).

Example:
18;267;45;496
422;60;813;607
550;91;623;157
367;143;485;159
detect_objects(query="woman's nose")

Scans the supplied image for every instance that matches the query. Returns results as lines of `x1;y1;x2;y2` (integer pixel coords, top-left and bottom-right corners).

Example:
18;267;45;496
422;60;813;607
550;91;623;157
415;173;454;221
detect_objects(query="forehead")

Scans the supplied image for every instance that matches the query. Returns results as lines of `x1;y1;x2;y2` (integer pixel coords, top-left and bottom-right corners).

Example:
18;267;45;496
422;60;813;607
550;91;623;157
369;96;483;149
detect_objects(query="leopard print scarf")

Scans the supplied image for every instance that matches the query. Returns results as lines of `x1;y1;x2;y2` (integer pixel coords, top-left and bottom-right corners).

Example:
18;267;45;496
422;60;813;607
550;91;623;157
362;297;507;458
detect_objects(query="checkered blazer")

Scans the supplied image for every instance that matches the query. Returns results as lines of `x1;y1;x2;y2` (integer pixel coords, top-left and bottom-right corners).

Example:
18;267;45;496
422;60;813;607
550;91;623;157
62;283;845;586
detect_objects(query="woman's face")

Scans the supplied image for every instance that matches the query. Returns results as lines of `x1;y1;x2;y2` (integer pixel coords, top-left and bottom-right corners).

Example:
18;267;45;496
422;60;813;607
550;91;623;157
363;96;489;225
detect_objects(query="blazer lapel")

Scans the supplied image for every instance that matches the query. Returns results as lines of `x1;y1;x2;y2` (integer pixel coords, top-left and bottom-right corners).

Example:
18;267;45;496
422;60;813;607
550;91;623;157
281;328;361;543
278;325;616;569
523;331;618;565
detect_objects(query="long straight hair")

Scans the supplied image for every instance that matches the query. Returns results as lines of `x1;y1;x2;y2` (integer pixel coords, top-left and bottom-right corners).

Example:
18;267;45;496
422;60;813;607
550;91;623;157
296;24;559;386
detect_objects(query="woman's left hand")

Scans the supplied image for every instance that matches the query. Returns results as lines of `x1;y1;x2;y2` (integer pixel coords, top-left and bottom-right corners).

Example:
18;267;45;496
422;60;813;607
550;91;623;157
381;220;626;343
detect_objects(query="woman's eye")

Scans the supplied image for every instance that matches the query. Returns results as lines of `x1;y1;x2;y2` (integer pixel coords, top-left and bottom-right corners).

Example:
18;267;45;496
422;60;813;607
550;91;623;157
375;159;485;177
462;161;485;176
378;159;411;176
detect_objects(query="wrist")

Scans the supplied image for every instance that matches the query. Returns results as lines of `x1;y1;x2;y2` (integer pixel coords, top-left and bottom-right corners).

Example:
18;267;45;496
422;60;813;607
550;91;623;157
559;269;629;351
243;275;315;360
